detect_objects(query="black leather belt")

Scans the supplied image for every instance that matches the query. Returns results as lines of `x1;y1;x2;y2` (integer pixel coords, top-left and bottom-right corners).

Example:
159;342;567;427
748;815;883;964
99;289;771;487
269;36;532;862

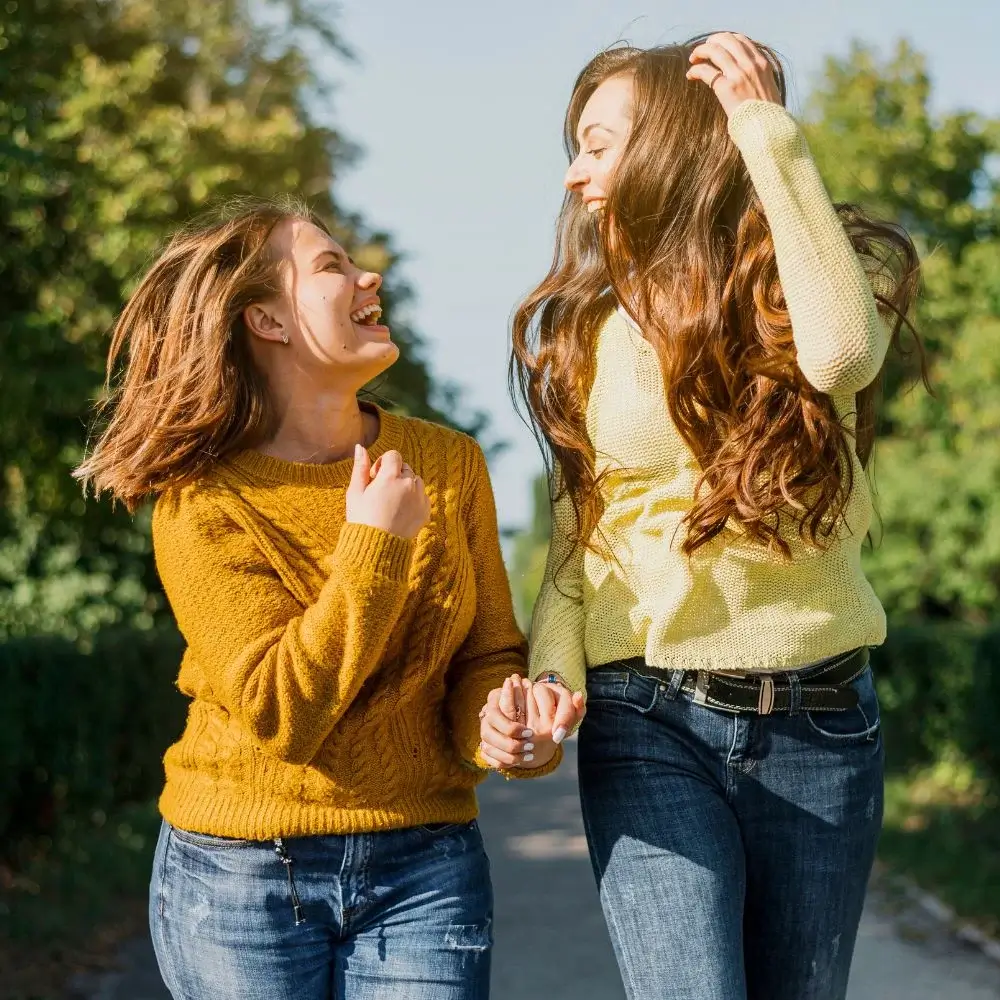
613;647;869;715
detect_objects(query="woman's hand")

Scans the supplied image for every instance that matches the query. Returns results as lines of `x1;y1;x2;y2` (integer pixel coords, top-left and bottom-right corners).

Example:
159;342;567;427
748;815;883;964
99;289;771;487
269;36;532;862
478;674;585;771
346;446;429;540
686;32;781;118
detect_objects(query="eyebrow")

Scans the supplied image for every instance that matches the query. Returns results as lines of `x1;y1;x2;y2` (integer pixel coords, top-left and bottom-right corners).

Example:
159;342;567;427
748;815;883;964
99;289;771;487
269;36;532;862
312;248;351;268
579;122;614;144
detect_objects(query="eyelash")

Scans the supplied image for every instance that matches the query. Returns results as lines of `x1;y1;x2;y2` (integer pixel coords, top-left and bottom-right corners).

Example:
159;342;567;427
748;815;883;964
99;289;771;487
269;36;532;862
587;148;607;160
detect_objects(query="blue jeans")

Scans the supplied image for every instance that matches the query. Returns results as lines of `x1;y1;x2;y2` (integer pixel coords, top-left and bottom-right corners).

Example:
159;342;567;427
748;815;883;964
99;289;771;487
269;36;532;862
578;662;884;1000
150;819;493;1000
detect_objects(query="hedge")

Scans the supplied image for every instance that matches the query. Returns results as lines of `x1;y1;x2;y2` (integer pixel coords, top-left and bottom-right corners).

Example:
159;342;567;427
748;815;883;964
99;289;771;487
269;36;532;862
0;628;186;852
1;622;997;853
872;622;999;787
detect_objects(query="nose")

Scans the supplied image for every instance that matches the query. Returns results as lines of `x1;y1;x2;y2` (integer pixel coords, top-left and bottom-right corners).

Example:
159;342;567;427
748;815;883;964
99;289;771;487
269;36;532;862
357;269;382;292
564;155;588;193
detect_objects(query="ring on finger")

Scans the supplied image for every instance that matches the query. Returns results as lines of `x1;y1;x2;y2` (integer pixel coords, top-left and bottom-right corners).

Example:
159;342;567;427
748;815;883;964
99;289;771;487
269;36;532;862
710;68;724;87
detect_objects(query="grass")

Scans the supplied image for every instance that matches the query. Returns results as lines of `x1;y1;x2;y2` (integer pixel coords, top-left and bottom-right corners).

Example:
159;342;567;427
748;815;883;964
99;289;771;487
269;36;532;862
879;756;1000;939
0;801;161;1000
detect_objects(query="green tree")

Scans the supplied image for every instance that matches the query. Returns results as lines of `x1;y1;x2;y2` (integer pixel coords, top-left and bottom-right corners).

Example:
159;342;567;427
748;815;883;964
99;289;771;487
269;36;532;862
508;474;552;630
803;41;1000;621
0;0;481;638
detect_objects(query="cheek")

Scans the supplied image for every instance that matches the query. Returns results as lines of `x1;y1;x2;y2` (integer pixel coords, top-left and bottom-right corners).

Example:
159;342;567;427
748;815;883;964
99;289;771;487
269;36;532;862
595;152;622;193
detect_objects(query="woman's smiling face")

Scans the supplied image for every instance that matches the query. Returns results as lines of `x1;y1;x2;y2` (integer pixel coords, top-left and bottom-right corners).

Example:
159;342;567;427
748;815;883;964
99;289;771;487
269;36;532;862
563;74;634;214
246;218;399;385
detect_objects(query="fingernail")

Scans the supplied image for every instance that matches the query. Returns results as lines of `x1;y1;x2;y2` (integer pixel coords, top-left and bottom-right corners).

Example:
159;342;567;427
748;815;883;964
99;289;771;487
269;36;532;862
523;743;535;752
553;727;568;744
520;729;534;739
523;753;535;763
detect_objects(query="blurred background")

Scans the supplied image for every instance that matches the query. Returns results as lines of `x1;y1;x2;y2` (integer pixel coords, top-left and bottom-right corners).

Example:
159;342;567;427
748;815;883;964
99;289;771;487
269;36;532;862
1;0;998;996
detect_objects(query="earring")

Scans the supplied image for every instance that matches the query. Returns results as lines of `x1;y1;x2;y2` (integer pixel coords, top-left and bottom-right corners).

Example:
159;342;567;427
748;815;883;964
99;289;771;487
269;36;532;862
281;333;289;344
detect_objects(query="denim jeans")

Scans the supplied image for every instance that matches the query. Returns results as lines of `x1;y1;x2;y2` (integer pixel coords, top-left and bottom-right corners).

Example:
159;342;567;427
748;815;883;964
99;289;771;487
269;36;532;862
150;819;493;1000
578;661;884;1000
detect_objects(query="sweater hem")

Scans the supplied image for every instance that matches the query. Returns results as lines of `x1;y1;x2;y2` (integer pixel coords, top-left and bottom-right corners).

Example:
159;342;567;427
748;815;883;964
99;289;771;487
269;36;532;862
159;779;482;841
590;635;885;675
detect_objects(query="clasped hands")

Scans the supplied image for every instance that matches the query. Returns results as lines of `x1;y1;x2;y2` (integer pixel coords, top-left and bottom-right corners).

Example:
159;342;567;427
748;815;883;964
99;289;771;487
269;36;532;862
478;673;586;771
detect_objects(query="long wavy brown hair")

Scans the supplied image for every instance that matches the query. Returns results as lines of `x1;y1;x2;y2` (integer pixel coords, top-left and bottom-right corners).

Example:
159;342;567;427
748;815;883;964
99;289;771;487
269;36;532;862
75;197;323;510
511;38;922;561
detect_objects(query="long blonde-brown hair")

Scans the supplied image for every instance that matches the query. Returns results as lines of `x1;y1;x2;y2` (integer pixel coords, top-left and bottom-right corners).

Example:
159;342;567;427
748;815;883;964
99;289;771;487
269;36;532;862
75;197;323;510
511;38;921;560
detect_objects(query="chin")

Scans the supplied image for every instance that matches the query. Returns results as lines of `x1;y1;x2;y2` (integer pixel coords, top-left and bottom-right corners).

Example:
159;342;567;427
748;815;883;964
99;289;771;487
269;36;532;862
357;340;400;379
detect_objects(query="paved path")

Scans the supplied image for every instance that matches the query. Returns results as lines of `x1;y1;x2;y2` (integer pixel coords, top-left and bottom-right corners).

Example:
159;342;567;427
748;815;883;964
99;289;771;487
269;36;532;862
71;739;1000;998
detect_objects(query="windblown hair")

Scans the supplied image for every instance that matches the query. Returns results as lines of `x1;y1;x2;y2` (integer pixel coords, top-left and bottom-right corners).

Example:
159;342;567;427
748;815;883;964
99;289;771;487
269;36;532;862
75;196;324;510
511;38;922;560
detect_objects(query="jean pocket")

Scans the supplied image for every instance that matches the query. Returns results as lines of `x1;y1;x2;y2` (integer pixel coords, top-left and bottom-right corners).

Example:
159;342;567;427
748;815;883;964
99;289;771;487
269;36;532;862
168;825;258;850
416;821;473;837
805;665;881;744
586;669;658;714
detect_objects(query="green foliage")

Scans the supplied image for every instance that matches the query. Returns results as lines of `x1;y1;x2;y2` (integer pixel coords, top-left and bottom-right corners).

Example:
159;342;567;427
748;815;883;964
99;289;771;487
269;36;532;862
864;242;1000;620
0;800;162;996
803;40;999;262
508;474;552;629
0;0;483;640
0;628;186;852
802;41;1000;621
869;622;997;781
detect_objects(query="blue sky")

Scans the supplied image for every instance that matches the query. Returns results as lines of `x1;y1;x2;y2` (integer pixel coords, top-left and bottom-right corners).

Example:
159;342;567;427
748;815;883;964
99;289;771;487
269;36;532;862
331;1;998;531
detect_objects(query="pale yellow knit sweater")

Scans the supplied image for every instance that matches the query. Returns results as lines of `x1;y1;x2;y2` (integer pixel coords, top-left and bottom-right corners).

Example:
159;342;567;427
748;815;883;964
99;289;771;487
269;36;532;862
153;410;558;842
528;100;893;694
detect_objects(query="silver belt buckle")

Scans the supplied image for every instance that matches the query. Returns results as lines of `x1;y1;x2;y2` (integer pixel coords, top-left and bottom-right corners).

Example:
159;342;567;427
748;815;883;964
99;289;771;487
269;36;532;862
693;671;710;705
757;676;775;715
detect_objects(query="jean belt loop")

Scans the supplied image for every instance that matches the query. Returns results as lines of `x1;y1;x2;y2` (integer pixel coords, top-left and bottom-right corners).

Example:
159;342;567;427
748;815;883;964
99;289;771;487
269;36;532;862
665;668;685;701
787;671;802;715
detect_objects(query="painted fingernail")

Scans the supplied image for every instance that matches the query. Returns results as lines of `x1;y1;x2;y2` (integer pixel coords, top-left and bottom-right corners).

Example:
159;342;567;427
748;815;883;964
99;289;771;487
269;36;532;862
523;743;535;752
520;729;534;739
523;753;535;763
553;727;568;744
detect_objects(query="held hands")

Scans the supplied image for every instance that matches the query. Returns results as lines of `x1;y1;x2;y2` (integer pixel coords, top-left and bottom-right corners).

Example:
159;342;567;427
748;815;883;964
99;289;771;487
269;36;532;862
346;446;430;540
478;674;586;771
685;32;781;118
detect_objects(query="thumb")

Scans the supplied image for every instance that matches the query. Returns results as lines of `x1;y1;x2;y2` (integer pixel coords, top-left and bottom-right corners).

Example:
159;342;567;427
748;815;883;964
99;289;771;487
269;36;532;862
348;444;371;497
552;688;577;744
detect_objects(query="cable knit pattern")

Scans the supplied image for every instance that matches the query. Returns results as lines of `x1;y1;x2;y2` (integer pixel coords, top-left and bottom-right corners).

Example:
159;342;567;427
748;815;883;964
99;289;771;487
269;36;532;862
528;101;890;695
153;408;557;842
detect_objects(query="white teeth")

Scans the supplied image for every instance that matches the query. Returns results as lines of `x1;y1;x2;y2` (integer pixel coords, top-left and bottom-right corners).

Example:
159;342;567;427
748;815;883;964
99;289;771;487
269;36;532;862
350;303;382;324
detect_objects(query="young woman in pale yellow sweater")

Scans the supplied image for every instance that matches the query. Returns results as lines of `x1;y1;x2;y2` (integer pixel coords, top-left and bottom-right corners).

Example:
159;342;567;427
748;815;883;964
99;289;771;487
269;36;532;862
75;199;583;1000
497;32;921;1000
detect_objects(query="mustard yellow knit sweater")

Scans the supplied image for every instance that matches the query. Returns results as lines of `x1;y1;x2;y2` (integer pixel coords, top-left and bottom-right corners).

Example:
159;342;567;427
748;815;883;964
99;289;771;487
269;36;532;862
153;409;556;841
528;100;895;693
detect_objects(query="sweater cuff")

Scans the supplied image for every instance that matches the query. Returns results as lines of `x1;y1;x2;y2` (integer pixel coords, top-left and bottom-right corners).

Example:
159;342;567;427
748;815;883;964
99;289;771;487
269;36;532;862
333;522;414;582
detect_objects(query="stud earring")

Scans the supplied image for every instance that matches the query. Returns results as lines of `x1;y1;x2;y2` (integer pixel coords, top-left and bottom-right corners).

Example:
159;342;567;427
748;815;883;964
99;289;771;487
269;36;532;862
281;333;289;344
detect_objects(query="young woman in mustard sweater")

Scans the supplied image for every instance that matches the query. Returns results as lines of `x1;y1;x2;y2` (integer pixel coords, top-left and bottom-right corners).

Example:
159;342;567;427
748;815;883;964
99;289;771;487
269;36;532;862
76;199;581;1000
500;32;921;1000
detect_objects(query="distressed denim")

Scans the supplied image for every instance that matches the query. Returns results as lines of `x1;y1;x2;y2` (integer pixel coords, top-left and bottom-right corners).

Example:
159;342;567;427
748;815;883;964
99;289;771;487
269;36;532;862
150;819;492;1000
578;662;884;1000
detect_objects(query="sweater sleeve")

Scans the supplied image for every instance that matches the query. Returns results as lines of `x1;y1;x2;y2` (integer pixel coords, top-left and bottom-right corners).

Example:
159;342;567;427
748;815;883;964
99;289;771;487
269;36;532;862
444;440;563;780
152;487;414;766
727;100;891;395
526;468;587;697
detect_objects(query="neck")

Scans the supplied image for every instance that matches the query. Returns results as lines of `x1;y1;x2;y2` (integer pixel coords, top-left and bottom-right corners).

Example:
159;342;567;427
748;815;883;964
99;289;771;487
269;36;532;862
260;384;375;465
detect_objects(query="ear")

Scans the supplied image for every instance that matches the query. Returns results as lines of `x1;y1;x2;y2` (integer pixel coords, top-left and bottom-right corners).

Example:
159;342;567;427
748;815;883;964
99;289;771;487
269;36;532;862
244;301;287;344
